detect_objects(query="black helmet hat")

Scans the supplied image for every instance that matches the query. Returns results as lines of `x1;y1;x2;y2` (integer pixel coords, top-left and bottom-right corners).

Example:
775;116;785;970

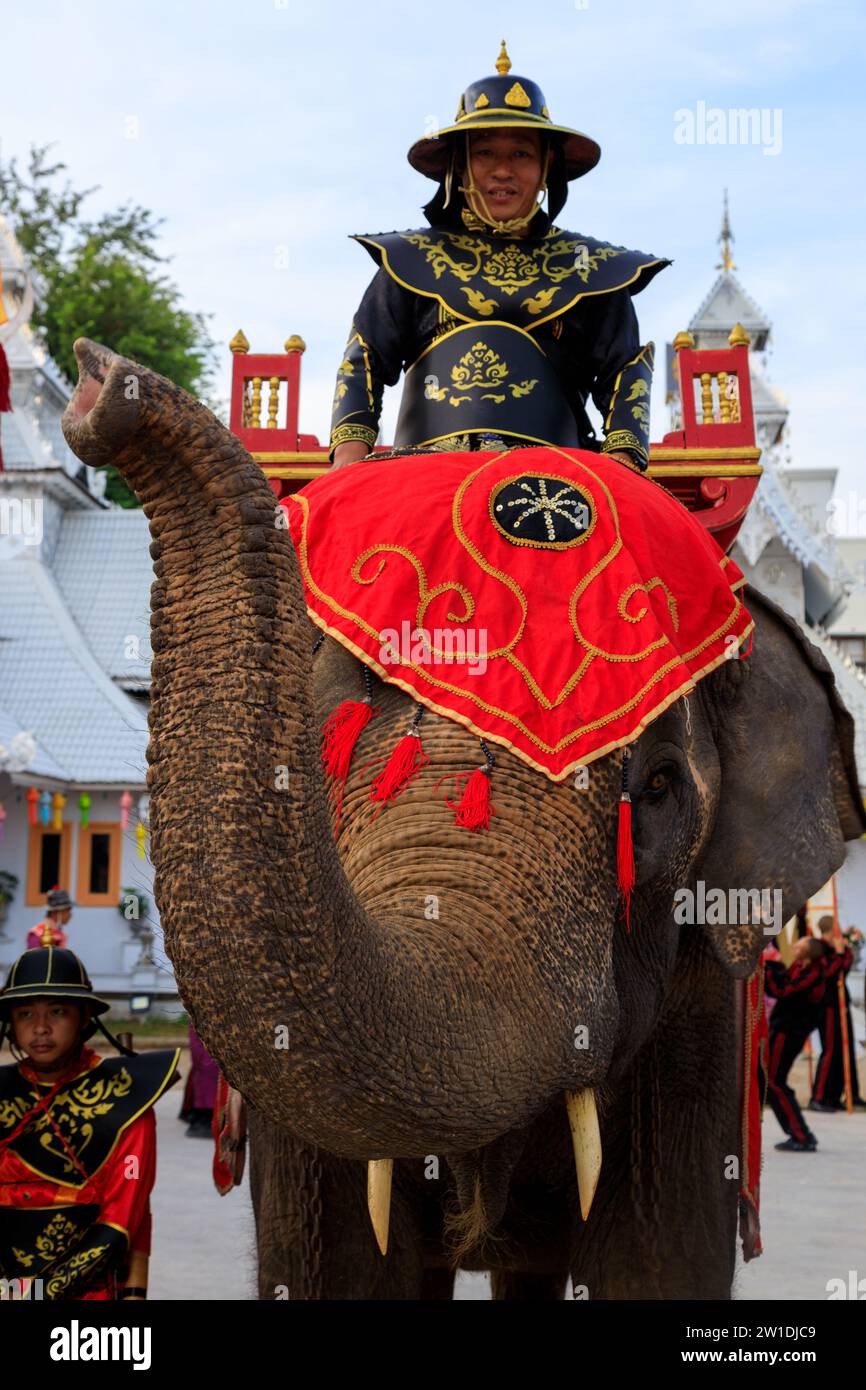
407;41;601;227
46;886;74;913
0;947;110;1047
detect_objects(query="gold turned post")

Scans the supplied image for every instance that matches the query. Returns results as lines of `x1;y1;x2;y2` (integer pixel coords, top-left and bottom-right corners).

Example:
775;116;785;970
700;371;714;424
249;377;263;429
717;370;730;422
267;377;280;428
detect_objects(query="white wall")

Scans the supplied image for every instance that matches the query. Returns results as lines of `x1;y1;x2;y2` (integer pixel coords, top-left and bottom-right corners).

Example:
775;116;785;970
835;838;866;934
0;771;173;996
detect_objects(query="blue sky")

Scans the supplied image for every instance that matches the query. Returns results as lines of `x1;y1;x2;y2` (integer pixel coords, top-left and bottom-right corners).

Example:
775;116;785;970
3;0;865;495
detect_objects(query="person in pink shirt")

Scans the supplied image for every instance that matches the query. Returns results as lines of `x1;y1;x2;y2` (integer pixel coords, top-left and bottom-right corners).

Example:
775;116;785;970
25;886;73;950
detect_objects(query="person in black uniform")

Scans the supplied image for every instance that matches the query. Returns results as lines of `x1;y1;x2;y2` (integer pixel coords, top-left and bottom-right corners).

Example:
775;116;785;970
809;916;863;1112
330;41;670;472
765;935;848;1151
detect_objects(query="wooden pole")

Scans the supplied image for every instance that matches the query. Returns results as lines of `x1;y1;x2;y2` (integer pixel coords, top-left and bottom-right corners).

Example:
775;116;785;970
830;878;854;1115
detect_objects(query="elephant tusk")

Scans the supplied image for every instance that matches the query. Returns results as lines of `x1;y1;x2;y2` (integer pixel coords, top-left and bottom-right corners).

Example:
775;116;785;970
367;1158;394;1255
565;1089;602;1221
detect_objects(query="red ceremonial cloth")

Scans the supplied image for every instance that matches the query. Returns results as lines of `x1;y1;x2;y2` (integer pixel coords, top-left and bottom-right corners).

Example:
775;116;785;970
285;447;752;782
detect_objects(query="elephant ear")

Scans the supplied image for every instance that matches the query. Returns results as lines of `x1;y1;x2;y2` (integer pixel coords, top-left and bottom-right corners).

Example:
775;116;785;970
695;587;866;977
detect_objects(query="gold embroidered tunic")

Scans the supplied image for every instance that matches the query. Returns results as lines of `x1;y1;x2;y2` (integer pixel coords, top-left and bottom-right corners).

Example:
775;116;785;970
330;217;669;467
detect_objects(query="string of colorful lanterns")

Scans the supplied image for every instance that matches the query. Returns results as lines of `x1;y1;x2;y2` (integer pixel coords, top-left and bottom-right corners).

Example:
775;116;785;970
12;787;150;857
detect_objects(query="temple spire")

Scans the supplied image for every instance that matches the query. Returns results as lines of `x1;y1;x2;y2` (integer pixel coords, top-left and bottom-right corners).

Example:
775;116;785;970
716;189;736;272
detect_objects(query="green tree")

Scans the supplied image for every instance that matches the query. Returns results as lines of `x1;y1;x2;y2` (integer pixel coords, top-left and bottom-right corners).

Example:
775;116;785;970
0;144;218;506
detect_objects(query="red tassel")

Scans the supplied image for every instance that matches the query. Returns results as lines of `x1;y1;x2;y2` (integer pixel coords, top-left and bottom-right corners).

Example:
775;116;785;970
439;766;495;832
369;733;429;813
321;698;377;829
0;343;10;413
617;793;635;931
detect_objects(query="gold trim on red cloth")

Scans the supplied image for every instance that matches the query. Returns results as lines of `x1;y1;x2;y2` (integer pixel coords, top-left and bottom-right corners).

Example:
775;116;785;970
287;446;752;782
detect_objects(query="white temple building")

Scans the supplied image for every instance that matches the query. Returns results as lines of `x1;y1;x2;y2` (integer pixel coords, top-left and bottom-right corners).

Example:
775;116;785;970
0;212;168;1006
668;200;866;925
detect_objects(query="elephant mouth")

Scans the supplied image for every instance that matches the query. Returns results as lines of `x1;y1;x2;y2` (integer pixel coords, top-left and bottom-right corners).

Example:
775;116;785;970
368;1088;602;1256
67;339;113;423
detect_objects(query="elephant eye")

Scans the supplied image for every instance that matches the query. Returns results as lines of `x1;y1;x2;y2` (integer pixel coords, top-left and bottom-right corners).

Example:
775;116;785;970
644;767;673;800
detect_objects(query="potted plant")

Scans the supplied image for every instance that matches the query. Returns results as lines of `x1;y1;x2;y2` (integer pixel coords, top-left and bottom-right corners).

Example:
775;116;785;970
842;925;864;969
118;886;151;936
0;871;19;926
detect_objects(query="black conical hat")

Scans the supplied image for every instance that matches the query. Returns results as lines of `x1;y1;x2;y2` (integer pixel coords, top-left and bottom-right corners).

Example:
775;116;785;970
0;947;110;1019
407;41;601;183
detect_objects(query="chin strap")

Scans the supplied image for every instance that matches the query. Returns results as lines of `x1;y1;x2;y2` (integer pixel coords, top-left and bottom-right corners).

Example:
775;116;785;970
94;1017;136;1057
458;134;550;236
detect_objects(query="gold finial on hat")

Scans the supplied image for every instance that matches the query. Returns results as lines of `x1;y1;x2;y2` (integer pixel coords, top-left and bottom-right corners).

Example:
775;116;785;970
495;40;512;75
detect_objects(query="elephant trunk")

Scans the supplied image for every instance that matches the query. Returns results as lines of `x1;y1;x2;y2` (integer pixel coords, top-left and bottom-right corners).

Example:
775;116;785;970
61;340;615;1159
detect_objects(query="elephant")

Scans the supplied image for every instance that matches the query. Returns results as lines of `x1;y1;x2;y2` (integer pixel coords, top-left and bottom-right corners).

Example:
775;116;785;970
61;338;866;1301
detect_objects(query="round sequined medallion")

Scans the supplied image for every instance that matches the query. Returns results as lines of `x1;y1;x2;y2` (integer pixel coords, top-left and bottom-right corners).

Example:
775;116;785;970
489;474;595;549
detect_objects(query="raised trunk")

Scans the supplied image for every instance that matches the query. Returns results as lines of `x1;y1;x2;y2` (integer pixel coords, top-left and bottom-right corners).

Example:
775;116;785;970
61;340;618;1158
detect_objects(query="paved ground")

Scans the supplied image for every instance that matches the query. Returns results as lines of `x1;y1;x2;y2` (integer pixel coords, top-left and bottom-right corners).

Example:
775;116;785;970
146;990;866;1300
148;1088;256;1300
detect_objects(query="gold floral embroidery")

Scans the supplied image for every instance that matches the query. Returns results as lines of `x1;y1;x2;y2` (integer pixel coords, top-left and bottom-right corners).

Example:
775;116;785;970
423;340;538;408
44;1243;110;1300
479;244;540;295
0;1096;31;1130
618;580;680;633
35;1211;81;1262
398;230;627;321
351;545;476;659
332;331;375;415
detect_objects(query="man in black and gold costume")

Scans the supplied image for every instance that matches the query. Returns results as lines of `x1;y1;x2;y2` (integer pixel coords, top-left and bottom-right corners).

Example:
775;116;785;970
330;42;670;472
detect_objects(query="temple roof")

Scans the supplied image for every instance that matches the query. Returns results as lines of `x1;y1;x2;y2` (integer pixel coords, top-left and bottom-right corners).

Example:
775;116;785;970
689;271;771;353
0;553;149;787
0;214;151;787
52;511;154;690
0;704;69;781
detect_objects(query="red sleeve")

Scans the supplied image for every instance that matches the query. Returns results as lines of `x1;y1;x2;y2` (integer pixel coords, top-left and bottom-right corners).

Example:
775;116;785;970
764;959;822;1000
35;1110;159;1300
97;1108;157;1253
822;945;853;983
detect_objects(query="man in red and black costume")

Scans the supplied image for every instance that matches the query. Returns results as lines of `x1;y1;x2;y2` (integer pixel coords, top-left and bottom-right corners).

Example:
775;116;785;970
0;947;179;1300
809;915;863;1112
764;934;849;1152
330;41;669;472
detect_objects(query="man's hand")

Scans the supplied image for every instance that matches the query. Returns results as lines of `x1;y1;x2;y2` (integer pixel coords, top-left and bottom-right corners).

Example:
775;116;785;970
331;441;370;471
606;449;641;471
